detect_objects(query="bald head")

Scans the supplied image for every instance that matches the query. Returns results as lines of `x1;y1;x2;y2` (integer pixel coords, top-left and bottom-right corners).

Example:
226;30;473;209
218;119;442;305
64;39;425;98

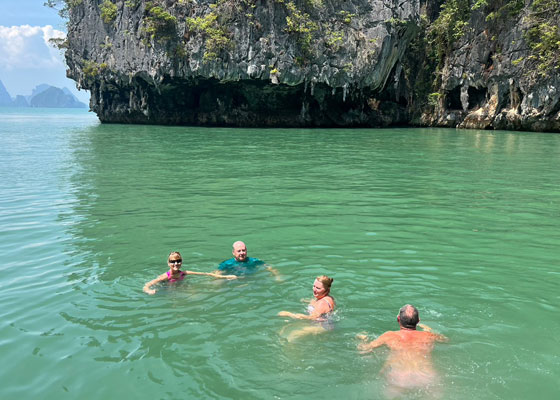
398;304;419;329
232;241;248;262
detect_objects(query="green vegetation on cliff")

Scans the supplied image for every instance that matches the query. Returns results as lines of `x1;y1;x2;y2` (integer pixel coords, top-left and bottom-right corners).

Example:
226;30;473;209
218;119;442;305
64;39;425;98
45;0;83;19
282;1;319;60
142;2;178;42
525;0;560;77
100;0;118;24
472;0;524;21
82;60;107;80
186;10;232;62
427;0;470;72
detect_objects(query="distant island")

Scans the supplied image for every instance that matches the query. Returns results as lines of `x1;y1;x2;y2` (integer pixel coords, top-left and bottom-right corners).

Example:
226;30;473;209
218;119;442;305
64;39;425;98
0;80;86;109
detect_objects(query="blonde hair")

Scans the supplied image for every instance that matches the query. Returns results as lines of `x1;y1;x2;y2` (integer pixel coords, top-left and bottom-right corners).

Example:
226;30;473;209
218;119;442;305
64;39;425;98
316;275;334;292
168;251;182;260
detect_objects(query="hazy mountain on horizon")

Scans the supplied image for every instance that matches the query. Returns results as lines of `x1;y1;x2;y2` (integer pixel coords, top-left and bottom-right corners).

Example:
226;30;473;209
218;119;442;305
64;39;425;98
0;80;12;106
0;79;86;108
31;86;86;108
28;84;53;102
13;95;29;107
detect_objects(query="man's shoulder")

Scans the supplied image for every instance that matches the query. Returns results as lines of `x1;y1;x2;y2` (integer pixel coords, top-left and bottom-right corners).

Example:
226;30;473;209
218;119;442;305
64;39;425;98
402;330;445;343
381;330;411;345
381;331;401;339
247;257;264;265
218;258;236;269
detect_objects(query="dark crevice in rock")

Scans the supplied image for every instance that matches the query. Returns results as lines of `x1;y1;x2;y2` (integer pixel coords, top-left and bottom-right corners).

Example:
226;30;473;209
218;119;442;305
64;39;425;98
510;85;522;111
94;77;407;128
467;86;486;110
446;87;462;111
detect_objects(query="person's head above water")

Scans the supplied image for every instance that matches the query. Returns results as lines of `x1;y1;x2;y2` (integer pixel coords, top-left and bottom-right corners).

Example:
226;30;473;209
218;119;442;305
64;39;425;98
232;241;248;262
168;251;183;270
398;304;419;330
313;275;334;298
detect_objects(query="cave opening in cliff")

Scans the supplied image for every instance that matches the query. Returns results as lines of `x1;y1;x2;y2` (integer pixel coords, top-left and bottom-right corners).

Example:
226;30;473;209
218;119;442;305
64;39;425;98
468;86;487;110
446;87;462;110
396;95;408;108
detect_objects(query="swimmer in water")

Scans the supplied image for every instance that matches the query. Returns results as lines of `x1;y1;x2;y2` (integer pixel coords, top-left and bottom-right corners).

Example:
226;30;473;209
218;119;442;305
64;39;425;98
277;275;335;341
357;304;448;398
214;240;280;279
143;251;237;295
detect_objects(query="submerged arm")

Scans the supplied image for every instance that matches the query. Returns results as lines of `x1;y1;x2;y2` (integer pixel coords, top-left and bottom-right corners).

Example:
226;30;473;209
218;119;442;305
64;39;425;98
277;311;316;320
186;270;237;280
143;273;167;295
278;297;332;320
265;264;282;281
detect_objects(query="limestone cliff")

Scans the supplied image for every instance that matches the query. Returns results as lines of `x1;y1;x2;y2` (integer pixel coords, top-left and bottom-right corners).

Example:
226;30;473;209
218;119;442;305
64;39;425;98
62;0;559;131
63;0;419;126
414;0;560;132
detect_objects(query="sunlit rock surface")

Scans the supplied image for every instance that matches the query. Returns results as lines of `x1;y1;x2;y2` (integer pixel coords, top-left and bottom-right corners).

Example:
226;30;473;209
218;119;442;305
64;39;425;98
64;0;559;131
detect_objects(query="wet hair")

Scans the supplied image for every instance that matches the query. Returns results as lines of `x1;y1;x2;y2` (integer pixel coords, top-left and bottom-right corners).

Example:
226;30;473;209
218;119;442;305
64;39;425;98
316;275;334;292
168;251;182;261
399;304;419;329
232;241;246;250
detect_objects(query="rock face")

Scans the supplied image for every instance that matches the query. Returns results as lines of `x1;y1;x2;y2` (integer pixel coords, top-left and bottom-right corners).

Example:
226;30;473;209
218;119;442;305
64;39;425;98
417;0;560;133
65;0;420;126
64;0;560;132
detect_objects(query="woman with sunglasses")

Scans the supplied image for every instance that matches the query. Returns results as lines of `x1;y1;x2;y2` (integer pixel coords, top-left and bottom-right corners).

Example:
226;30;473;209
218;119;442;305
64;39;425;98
143;251;237;295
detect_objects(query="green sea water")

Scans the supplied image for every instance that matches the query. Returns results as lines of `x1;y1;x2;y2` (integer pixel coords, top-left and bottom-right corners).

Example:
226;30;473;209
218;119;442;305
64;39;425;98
1;107;559;399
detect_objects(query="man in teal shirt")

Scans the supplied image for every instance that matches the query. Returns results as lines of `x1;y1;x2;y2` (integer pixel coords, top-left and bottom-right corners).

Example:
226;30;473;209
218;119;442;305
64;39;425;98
217;241;279;278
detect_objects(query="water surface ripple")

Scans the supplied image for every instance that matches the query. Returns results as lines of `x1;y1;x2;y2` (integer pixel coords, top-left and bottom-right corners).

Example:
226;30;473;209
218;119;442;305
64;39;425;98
1;109;559;399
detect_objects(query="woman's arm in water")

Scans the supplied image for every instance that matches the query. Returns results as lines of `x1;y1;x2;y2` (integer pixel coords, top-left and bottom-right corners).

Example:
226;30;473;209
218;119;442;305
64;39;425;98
186;270;237;280
143;273;167;295
278;297;332;320
277;311;316;320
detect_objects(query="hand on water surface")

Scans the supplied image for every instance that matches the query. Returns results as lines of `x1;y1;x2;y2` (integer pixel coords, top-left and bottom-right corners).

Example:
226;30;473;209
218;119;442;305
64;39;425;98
356;333;368;341
278;311;294;318
146;289;156;295
223;275;237;280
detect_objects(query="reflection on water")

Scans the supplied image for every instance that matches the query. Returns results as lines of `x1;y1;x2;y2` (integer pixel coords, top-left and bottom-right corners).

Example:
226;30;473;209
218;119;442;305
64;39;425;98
1;109;559;399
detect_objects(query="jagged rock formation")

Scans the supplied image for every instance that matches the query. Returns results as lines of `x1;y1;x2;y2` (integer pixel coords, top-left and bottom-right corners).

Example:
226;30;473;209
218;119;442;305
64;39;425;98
63;0;559;131
415;0;560;132
65;0;420;126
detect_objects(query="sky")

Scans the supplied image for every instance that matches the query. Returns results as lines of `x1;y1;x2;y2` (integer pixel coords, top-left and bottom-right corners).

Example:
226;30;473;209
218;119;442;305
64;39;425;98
0;1;90;103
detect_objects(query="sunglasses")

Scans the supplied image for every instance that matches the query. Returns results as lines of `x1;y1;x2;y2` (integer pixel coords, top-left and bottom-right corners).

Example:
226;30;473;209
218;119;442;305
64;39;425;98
169;259;182;264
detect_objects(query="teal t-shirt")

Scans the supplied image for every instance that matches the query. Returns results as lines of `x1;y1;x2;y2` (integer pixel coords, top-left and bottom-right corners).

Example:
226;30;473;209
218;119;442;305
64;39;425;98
217;257;264;275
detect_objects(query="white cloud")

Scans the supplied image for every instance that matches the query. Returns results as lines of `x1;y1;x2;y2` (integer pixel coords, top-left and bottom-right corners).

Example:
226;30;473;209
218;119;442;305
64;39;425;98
0;25;90;103
0;25;66;70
